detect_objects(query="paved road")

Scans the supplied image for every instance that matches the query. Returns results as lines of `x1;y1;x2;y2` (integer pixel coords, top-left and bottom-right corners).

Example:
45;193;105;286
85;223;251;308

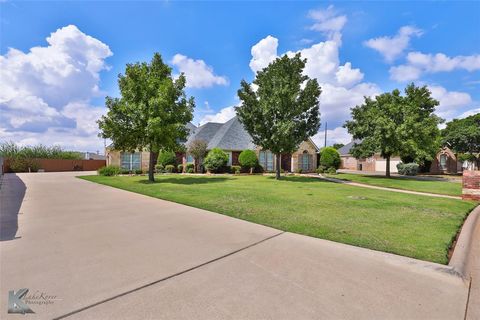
0;172;471;319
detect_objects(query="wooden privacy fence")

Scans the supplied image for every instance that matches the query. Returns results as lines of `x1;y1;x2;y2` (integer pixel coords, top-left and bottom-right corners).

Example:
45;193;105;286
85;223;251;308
3;158;106;173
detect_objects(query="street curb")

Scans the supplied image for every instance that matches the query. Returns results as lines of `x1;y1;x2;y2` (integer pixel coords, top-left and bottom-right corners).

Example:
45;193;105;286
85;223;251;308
449;205;480;278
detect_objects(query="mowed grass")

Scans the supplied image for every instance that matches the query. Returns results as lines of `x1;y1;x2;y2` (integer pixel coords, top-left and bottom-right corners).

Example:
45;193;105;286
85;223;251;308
326;173;462;196
80;174;476;264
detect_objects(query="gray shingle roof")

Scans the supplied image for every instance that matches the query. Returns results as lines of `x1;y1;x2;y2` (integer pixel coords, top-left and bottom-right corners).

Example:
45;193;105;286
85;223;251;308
186;116;255;151
337;139;362;156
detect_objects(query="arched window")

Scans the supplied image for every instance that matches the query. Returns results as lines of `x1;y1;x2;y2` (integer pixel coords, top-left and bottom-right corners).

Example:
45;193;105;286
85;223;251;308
440;154;447;171
301;150;310;171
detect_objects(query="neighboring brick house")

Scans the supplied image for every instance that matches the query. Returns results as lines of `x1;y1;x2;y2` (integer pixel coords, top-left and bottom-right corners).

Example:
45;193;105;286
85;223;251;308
338;140;401;173
106;116;319;172
429;147;463;174
338;142;471;174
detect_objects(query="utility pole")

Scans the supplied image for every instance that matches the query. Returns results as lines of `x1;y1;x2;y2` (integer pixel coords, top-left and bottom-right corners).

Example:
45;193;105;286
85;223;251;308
324;122;327;148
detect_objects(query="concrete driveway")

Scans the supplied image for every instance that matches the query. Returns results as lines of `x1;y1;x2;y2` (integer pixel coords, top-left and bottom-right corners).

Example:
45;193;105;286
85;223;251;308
0;172;471;319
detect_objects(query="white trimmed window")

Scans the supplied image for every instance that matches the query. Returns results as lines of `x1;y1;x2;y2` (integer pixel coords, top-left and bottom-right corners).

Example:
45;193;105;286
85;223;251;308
120;152;141;170
259;150;274;171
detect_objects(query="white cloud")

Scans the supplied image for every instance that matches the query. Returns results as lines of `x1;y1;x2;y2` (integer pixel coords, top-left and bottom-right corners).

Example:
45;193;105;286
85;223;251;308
457;107;480;119
312;126;352;147
199;106;236;125
390;52;480;82
249;35;278;73
335;62;364;87
428;85;473;119
364;26;423;62
308;5;347;43
171;54;228;88
0;24;112;151
389;64;422;82
287;40;340;83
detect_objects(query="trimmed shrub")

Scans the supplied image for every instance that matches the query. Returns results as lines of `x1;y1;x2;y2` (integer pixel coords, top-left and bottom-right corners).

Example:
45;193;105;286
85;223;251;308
397;162;419;176
165;164;175;173
120;168;130;174
177;164;184;173
186;163;194;171
157;150;176;167
203;148;228;173
320;147;341;170
238;150;258;174
315;165;326;174
98;165;121;176
327;167;337;174
231;165;241;174
135;169;143;175
187;167;194;173
9;157;40;172
295;168;303;174
155;164;164;173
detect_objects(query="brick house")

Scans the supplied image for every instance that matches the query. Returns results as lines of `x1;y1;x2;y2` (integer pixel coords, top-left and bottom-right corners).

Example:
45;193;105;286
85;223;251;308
338;142;472;174
429;147;463;174
106;116;319;173
338;140;401;173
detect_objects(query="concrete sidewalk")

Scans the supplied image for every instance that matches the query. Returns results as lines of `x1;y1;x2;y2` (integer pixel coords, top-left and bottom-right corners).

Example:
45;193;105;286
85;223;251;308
0;172;471;319
303;173;462;200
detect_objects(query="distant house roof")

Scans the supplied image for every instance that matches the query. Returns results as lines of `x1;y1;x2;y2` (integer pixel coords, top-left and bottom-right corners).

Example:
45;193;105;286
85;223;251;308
186;117;255;151
86;152;106;160
338;139;362;156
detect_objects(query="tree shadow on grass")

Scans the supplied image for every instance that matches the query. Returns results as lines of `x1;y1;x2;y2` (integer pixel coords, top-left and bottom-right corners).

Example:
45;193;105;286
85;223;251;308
138;176;233;185
265;176;332;184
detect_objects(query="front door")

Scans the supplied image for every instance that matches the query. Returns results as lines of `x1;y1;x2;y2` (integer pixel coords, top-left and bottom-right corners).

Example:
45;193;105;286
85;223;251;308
281;154;292;172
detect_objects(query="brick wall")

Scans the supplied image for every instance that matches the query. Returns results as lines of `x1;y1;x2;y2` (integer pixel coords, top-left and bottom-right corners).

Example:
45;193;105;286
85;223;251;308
463;170;480;201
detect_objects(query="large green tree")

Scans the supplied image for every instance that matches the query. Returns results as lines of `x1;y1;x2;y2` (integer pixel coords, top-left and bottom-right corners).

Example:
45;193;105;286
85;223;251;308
344;83;442;177
236;53;321;179
442;113;480;154
98;53;194;182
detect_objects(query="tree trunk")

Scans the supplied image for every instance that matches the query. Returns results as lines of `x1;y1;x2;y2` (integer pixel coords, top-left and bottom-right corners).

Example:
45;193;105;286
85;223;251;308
148;151;156;182
250;167;253;174
386;155;391;178
275;153;281;180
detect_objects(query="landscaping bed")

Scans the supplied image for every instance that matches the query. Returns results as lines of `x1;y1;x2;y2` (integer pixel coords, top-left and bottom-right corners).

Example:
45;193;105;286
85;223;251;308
80;174;475;264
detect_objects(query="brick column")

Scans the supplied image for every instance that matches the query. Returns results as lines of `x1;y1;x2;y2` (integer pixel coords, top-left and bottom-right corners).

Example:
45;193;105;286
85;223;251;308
463;170;480;201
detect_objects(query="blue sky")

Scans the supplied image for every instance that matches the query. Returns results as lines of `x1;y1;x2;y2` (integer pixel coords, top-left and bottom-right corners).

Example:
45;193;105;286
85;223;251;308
1;1;479;152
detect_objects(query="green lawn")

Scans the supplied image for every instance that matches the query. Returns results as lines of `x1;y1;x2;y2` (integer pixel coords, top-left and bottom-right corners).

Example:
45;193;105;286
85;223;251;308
80;174;476;264
325;173;462;196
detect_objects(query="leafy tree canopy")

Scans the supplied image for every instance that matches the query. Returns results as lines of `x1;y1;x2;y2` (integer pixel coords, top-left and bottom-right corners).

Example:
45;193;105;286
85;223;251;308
98;53;194;181
236;53;321;179
332;143;344;150
442;113;480;155
157;150;176;167
344;83;442;177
